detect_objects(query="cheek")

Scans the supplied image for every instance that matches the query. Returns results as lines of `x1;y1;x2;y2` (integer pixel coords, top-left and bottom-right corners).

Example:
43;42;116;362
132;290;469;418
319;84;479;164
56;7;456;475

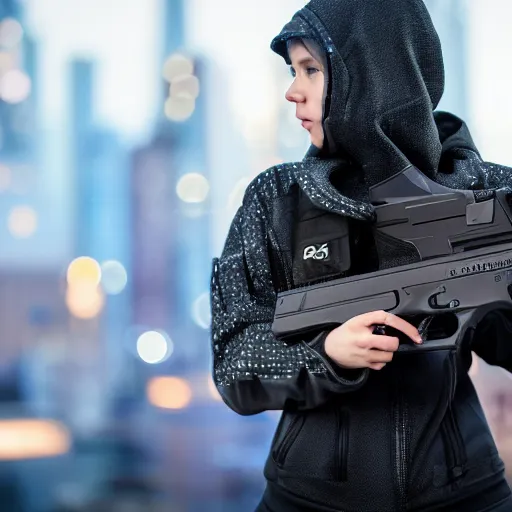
315;82;325;120
311;124;324;145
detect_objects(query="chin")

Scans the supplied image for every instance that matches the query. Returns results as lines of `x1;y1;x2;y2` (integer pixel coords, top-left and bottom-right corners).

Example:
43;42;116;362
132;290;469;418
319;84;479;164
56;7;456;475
309;126;324;149
310;136;324;149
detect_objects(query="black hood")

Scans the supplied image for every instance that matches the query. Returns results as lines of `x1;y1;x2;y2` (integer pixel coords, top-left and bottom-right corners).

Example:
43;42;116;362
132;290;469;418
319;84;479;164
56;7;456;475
271;0;445;188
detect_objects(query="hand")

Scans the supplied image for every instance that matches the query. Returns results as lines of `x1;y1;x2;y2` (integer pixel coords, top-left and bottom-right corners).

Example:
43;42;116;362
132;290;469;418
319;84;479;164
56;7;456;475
324;310;423;371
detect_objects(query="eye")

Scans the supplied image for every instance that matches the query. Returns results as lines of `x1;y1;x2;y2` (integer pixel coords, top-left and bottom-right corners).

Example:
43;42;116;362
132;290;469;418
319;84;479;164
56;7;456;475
289;66;296;78
306;67;320;76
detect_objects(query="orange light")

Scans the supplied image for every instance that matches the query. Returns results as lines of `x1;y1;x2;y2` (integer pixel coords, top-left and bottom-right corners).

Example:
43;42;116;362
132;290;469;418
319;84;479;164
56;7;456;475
0;419;70;460
147;376;192;410
66;256;101;286
65;282;104;319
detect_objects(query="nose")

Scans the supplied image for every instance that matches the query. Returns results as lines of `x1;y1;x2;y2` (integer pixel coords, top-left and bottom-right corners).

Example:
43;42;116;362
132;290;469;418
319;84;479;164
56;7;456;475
285;80;305;104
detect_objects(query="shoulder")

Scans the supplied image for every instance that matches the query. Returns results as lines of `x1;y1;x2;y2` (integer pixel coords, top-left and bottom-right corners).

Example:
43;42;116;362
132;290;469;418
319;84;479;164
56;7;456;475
241;162;302;212
480;160;512;186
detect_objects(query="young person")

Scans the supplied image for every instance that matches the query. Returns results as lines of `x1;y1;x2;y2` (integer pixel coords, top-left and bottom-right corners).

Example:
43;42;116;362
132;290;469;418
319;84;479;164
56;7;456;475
210;0;512;510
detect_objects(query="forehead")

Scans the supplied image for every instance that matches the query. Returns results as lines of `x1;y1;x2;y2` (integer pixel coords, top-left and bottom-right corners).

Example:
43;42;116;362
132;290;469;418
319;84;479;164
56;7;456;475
287;40;319;63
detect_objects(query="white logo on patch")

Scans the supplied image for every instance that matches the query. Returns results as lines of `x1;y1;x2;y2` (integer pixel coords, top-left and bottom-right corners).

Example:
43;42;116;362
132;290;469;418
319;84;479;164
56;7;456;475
303;243;329;261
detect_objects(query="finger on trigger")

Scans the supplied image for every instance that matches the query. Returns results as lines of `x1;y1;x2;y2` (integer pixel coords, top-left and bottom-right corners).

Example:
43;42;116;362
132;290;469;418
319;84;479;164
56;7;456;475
380;313;422;344
369;334;399;352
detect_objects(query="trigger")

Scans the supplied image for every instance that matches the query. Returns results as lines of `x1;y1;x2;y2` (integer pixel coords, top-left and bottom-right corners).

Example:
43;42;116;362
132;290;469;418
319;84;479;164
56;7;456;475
418;315;434;342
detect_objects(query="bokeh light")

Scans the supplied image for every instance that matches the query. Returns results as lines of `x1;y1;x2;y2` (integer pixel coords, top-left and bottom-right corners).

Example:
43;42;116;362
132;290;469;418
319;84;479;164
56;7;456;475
191;292;211;329
7;205;37;238
136;330;172;364
176;173;209;203
0;419;70;460
0;51;16;73
164;96;195;122
162;53;194;82
0;69;31;104
147;376;192;409
66;282;105;320
67;256;101;286
100;260;128;295
0;18;23;49
169;75;200;100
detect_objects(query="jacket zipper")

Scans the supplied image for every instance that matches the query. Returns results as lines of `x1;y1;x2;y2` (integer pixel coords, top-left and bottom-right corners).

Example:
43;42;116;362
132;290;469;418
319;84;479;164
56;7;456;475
336;409;349;481
394;365;408;511
274;415;305;466
441;351;466;486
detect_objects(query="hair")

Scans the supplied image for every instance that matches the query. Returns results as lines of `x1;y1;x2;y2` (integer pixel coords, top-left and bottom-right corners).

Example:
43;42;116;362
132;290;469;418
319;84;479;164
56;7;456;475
286;37;327;70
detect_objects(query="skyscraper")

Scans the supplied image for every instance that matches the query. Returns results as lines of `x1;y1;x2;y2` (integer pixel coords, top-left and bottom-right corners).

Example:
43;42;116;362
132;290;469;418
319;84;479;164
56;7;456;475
0;0;32;159
130;0;214;369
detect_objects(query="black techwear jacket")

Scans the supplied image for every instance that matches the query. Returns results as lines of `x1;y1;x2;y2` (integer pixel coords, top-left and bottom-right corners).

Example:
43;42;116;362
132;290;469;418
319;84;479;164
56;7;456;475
211;0;512;510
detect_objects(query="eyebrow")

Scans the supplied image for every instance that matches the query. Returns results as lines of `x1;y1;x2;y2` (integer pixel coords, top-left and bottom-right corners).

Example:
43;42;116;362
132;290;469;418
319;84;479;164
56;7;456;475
291;57;319;68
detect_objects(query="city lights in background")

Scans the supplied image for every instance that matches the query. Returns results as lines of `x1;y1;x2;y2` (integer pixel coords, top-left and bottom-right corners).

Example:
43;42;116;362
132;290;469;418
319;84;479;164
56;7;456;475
0;17;30;104
162;53;199;122
66;256;101;286
136;330;173;364
66;284;104;320
0;51;15;75
170;74;200;99
191;292;210;329
147;376;192;410
176;172;209;203
7;205;37;238
0;69;31;104
0;419;70;461
164;96;195;121
162;53;193;81
100;259;128;295
0;18;23;49
66;257;104;319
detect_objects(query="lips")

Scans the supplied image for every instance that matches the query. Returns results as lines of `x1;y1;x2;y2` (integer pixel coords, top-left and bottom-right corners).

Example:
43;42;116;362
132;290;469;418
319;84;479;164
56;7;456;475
297;114;314;131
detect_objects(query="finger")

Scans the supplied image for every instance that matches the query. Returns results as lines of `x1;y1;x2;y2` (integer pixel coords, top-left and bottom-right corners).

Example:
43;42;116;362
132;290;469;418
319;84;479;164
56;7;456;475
368;362;387;371
365;335;400;352
363;311;422;343
367;349;394;363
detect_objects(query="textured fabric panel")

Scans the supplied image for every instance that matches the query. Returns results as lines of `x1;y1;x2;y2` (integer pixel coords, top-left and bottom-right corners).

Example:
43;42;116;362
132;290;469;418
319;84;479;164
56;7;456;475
210;165;369;415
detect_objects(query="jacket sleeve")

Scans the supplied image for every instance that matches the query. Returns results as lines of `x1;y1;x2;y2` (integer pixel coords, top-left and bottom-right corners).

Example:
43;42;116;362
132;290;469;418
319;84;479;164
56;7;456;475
210;197;369;416
467;164;512;373
469;309;512;374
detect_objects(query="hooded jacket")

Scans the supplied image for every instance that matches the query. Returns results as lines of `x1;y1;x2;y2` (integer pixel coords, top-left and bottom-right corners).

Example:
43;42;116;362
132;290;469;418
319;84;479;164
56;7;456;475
210;0;512;510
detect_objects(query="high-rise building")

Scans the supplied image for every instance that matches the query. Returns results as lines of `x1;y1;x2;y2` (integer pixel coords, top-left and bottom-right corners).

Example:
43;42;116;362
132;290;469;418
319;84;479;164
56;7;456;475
68;57;132;392
0;1;33;159
130;132;177;332
69;59;96;256
130;0;214;370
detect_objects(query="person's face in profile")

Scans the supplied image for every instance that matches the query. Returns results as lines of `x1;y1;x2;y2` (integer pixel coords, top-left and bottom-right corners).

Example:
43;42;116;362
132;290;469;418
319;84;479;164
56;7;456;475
285;39;325;149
